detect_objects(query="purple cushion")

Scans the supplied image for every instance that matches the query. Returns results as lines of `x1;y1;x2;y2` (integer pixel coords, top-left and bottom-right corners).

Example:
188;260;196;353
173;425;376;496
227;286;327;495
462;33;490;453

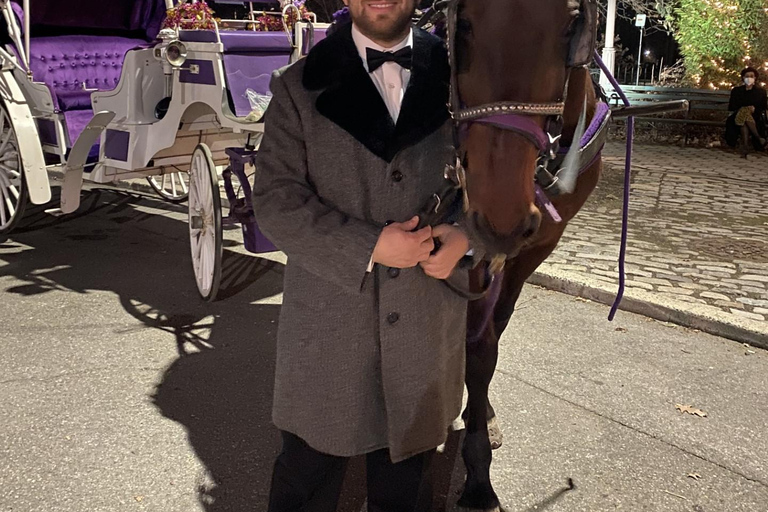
27;35;146;111
56;90;93;111
179;30;294;53
219;31;293;53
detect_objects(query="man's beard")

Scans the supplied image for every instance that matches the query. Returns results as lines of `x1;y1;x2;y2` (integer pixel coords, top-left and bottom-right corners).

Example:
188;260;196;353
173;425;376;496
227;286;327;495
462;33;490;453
355;10;413;45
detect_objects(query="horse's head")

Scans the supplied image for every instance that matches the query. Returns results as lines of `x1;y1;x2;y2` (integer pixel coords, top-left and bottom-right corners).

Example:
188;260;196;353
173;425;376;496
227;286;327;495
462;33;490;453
452;0;597;258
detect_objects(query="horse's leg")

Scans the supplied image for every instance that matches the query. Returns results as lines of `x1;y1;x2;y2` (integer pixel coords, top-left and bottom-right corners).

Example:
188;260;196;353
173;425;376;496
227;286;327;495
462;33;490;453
459;267;501;510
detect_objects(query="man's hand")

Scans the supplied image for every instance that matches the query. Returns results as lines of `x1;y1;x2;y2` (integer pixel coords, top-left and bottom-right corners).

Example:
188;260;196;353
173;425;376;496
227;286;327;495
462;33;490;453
420;224;470;280
749;105;756;113
372;216;434;269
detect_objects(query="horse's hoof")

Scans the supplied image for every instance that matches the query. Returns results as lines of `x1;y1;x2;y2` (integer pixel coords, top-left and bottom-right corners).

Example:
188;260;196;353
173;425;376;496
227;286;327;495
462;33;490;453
488;416;503;450
457;481;500;511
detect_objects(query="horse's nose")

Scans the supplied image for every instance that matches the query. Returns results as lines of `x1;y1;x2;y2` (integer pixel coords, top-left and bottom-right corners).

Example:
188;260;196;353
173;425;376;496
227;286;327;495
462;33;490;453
521;206;542;239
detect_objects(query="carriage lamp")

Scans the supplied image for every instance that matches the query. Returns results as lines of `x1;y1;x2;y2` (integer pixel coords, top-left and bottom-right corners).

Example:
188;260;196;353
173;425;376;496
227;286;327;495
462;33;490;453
165;41;188;68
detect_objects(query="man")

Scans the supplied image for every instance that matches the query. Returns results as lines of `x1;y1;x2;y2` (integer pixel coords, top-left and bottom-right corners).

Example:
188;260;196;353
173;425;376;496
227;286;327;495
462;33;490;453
253;0;470;509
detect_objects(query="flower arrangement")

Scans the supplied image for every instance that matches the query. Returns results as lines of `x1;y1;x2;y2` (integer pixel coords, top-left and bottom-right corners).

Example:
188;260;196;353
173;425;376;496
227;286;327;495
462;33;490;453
163;0;314;33
162;1;218;31
253;0;313;32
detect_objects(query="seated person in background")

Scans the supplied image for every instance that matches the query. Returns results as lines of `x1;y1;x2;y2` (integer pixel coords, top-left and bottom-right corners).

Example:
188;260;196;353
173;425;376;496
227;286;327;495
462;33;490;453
725;67;768;157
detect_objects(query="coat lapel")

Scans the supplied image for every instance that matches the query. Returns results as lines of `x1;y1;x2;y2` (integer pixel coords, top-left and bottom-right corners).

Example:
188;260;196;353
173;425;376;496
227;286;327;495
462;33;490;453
302;23;450;162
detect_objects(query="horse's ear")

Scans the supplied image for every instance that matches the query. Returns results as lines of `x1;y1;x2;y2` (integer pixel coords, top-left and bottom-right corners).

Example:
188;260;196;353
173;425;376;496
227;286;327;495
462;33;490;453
567;0;598;67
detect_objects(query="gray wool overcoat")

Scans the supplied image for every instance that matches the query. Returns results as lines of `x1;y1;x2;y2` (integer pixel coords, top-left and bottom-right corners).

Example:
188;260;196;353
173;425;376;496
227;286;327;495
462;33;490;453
252;23;468;463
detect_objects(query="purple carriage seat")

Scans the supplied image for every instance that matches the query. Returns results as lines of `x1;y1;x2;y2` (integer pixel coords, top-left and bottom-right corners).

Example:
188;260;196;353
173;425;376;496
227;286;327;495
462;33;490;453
8;0;166;158
179;29;294;118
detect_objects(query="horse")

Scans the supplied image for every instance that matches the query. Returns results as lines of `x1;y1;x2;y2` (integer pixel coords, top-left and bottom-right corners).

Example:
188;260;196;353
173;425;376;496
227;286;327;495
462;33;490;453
449;0;605;508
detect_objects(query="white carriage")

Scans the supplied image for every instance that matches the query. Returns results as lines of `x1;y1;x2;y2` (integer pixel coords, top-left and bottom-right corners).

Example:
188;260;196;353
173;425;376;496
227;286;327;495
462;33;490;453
0;0;328;300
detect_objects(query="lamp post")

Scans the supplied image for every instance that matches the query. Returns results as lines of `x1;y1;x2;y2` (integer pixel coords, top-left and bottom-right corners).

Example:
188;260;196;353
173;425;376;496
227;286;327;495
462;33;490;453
599;0;618;91
635;14;647;85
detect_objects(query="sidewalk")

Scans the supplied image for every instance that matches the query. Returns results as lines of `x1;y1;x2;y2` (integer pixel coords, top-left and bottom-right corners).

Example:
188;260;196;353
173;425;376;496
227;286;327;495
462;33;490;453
530;142;768;348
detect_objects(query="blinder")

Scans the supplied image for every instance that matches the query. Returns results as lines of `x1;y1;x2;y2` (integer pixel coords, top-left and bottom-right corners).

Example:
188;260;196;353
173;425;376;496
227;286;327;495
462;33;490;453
567;0;598;68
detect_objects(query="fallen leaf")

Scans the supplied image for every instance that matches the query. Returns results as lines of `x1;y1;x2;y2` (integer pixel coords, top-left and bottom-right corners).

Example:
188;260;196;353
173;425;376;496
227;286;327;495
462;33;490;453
676;404;708;417
614;327;627;332
687;473;702;480
134;496;144;503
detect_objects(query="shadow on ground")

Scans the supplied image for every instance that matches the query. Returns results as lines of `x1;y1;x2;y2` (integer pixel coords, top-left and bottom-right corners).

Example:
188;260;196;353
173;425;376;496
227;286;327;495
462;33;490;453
0;188;467;511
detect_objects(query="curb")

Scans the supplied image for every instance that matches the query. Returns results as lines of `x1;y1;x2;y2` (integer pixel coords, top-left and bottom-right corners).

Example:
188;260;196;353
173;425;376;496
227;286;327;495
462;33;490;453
528;270;768;351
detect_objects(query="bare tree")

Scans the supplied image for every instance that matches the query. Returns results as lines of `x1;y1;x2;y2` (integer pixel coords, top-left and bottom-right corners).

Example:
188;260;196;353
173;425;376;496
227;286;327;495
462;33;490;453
305;0;344;22
599;0;677;35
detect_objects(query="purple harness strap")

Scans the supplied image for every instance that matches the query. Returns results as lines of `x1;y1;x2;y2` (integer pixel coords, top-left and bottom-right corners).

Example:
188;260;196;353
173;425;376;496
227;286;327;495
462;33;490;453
533;101;611;223
467;268;504;346
468;55;632;346
593;50;634;321
474;114;549;151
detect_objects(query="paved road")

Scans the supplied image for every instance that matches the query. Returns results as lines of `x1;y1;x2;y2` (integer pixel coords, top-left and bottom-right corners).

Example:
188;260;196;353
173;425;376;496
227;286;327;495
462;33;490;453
1;188;767;511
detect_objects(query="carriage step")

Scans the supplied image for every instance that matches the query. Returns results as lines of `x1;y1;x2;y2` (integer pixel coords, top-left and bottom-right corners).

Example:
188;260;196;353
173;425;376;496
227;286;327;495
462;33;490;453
44;208;67;217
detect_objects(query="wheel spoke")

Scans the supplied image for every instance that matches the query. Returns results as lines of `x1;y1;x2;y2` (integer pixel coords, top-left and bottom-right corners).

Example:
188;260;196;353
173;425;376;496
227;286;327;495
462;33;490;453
0;186;9;226
0;162;18;174
0;129;13;155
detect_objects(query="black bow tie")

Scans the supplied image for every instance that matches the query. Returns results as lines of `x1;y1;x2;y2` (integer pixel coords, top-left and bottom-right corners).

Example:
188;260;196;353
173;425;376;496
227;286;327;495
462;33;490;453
366;47;413;72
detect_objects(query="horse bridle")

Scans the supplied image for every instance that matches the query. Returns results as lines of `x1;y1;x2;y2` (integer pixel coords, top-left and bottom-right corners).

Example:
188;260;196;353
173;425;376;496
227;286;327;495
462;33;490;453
415;0;600;299
441;0;599;208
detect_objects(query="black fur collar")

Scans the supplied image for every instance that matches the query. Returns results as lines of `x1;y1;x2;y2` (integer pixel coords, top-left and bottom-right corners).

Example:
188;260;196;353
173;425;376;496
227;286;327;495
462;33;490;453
302;23;450;162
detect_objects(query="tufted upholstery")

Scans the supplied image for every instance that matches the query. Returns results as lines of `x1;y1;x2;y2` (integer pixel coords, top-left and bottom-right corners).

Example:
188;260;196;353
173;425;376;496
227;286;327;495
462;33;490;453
28;35;146;113
8;0;164;156
25;36;147;156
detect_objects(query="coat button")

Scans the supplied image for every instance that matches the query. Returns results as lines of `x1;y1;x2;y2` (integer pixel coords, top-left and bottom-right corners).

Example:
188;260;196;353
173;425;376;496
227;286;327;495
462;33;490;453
387;267;400;278
391;170;403;182
387;312;400;325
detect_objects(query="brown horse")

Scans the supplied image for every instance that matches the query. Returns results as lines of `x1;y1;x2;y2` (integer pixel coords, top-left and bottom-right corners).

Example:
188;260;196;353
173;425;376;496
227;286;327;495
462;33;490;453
454;0;603;508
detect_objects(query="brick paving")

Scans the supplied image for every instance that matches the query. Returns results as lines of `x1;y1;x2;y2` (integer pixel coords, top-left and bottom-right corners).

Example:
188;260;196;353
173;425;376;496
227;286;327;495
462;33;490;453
538;142;768;327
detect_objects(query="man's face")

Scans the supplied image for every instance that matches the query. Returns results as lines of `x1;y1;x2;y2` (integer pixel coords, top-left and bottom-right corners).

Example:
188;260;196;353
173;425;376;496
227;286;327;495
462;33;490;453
343;0;417;46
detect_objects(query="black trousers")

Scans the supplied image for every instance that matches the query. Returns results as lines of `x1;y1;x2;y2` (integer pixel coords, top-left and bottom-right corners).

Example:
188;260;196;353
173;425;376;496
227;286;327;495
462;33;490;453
268;431;434;512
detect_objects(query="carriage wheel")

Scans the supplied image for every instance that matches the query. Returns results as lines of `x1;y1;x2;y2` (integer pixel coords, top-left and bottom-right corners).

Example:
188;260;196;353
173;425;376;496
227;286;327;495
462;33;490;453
0;102;27;237
147;168;190;203
188;144;222;302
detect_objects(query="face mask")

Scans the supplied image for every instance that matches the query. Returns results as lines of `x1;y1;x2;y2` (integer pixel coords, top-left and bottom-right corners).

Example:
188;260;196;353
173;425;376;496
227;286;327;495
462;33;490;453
744;77;755;86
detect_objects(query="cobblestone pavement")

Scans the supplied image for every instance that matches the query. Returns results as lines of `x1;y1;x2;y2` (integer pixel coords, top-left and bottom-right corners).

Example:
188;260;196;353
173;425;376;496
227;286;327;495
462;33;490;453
536;142;767;335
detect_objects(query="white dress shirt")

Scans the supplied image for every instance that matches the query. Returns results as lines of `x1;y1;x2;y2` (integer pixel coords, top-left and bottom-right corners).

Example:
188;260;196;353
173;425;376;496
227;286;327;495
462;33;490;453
353;24;414;271
352;24;413;124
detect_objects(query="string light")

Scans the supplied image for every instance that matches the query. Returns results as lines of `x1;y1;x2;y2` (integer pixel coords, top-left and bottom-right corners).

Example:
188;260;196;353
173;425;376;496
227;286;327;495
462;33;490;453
677;0;768;89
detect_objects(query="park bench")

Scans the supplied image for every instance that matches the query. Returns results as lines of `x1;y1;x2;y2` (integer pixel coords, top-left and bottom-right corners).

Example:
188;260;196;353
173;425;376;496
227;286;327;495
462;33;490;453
606;85;730;143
